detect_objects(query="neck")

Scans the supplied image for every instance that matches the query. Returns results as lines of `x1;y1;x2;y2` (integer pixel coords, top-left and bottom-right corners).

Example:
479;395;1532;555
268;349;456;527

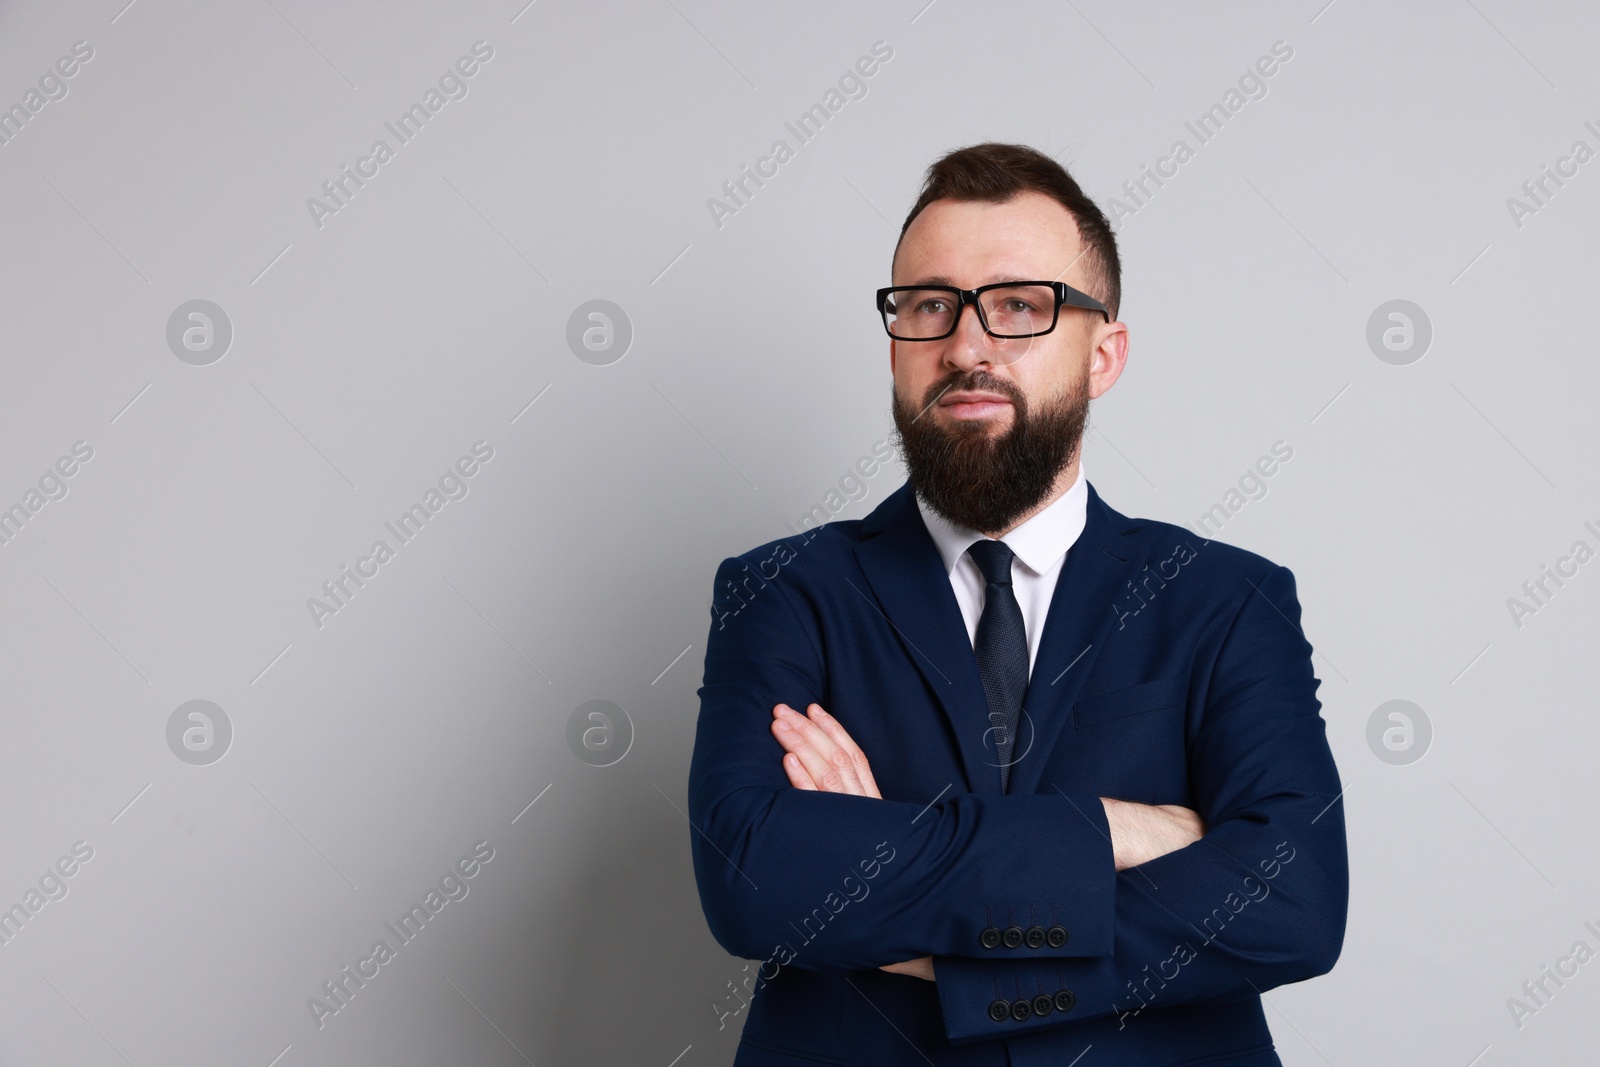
980;457;1081;540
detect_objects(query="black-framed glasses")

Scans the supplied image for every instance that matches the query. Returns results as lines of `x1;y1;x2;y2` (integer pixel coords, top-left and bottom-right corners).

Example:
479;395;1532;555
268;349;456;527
875;281;1109;341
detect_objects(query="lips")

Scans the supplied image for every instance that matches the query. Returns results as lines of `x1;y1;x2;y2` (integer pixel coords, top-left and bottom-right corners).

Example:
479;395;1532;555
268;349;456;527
940;392;1013;418
941;392;1011;406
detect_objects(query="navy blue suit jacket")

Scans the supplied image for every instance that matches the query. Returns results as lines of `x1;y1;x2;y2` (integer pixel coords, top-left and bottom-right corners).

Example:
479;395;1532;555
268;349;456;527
688;480;1348;1067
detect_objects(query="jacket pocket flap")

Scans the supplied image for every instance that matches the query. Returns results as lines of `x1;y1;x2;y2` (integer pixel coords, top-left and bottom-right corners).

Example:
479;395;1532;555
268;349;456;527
1073;676;1187;727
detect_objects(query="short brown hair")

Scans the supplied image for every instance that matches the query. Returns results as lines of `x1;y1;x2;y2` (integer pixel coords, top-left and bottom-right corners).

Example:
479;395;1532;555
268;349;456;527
896;143;1121;321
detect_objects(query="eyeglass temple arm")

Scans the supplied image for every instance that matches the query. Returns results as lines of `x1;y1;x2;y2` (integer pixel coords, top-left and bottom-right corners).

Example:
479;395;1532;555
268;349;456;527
1056;284;1110;321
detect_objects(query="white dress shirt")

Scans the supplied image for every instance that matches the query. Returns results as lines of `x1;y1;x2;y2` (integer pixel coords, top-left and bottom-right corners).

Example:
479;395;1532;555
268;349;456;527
915;465;1090;680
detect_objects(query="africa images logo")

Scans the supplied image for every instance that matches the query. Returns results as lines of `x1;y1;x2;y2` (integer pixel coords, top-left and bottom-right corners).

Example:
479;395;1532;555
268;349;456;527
306;441;494;629
306;841;495;1029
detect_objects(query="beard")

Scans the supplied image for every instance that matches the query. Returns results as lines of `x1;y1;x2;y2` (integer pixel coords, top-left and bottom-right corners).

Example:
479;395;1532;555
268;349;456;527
890;368;1089;534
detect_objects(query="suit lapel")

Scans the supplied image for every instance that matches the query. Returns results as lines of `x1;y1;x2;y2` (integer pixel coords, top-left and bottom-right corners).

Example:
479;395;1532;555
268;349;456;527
853;483;1000;794
1006;483;1154;796
851;481;1154;798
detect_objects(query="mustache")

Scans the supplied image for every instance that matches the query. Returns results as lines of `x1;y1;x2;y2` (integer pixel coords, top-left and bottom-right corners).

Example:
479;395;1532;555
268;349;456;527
914;371;1024;420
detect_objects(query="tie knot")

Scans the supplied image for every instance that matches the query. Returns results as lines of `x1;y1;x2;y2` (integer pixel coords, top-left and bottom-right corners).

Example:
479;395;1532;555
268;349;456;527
967;539;1015;586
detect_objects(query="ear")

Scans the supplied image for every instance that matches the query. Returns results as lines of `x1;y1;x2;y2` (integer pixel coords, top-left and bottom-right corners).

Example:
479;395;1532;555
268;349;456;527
1087;319;1129;401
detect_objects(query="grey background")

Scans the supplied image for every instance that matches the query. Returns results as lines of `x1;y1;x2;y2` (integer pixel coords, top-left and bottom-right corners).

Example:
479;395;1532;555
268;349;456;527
1;0;1595;1063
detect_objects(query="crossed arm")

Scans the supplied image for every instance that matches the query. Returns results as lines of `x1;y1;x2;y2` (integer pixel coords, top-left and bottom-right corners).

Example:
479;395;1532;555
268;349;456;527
769;701;1207;982
689;558;1347;1042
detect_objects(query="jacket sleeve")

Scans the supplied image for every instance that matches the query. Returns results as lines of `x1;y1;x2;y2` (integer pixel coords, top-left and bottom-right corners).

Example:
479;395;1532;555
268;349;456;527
687;554;1118;972
932;564;1349;1043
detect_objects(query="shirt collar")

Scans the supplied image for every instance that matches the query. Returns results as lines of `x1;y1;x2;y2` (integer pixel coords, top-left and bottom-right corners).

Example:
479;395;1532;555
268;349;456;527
916;464;1090;578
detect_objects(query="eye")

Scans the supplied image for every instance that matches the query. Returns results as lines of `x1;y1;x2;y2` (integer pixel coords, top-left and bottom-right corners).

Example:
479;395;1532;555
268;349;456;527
914;297;950;314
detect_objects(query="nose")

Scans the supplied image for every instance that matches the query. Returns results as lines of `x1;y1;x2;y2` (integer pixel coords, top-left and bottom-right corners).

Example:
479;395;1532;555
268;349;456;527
942;298;1002;371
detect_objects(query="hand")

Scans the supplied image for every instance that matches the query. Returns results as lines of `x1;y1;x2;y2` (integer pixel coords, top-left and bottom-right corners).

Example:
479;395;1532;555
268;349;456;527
879;956;935;981
770;703;882;799
769;705;928;979
1101;797;1206;871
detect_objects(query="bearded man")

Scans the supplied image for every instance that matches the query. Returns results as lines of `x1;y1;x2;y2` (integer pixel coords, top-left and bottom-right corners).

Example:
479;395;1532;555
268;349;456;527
688;143;1347;1067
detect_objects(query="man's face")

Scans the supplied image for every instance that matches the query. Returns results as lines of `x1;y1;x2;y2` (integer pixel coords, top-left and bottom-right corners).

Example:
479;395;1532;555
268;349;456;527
888;191;1127;533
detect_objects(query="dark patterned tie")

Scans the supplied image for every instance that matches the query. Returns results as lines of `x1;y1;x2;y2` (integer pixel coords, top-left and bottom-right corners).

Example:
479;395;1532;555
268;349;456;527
967;539;1028;793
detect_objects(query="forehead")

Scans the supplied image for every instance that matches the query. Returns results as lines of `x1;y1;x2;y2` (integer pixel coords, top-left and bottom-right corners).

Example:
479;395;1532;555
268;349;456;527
892;191;1084;285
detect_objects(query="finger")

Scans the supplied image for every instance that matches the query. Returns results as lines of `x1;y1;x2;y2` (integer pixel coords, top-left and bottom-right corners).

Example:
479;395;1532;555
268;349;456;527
805;705;881;799
781;751;818;790
795;706;870;796
771;713;840;793
805;705;881;798
778;710;862;795
774;705;864;795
